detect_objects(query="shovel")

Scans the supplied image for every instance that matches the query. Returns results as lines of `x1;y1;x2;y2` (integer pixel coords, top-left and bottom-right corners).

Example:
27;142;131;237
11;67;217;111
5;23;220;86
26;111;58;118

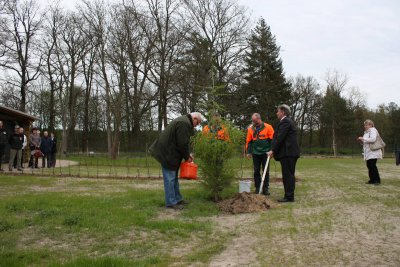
258;155;271;194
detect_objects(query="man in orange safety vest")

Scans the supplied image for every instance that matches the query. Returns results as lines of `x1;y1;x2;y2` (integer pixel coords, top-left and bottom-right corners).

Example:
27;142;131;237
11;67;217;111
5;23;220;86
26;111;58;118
245;113;274;195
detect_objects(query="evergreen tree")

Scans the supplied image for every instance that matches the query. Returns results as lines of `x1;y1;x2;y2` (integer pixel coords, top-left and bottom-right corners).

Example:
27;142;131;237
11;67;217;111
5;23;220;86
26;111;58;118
234;18;291;128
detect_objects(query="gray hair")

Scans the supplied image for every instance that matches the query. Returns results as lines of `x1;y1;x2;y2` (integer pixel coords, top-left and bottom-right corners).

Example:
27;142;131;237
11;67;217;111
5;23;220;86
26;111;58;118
252;113;261;120
364;119;374;127
190;112;203;123
278;104;291;116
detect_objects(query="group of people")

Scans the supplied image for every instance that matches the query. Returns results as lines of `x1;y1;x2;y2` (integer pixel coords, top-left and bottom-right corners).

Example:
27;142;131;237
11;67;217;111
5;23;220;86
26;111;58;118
0;121;57;171
150;104;300;210
149;103;386;210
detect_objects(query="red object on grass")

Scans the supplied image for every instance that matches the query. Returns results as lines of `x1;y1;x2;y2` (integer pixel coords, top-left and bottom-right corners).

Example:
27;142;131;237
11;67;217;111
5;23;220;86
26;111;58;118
179;161;198;180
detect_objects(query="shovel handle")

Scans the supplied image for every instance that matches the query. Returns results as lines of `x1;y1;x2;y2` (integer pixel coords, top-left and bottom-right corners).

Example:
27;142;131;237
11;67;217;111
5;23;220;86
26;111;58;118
259;155;271;194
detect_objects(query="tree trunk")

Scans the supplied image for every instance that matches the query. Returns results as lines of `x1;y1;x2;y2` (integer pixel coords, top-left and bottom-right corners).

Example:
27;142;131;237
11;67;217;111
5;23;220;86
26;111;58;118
332;122;337;157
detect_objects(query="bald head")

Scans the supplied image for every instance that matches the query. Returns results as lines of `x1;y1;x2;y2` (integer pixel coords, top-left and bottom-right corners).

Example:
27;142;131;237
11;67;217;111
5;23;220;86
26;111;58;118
251;113;262;126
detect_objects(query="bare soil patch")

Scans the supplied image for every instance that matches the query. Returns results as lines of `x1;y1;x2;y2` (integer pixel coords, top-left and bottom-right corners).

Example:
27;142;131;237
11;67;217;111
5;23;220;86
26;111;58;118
217;192;278;214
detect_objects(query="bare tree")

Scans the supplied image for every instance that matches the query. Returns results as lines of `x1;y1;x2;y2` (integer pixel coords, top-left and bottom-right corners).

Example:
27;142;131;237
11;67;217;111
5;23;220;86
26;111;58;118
55;11;89;154
41;3;64;132
183;0;249;112
290;75;320;148
123;2;158;141
132;0;186;131
0;0;44;112
322;70;350;157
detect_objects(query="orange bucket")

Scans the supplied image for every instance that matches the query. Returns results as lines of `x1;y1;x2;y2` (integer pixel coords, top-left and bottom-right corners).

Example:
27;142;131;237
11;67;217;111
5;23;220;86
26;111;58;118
179;161;198;180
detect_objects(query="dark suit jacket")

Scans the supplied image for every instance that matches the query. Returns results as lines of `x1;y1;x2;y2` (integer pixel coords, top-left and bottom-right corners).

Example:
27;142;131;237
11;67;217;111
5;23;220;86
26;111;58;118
271;117;300;161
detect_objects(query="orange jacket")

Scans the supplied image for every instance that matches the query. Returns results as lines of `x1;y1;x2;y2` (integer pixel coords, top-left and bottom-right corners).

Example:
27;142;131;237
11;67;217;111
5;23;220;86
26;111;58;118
203;125;229;141
245;122;274;154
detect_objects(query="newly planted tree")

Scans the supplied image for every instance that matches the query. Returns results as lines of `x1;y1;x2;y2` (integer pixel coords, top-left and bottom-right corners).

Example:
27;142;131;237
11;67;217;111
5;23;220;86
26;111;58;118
192;115;243;202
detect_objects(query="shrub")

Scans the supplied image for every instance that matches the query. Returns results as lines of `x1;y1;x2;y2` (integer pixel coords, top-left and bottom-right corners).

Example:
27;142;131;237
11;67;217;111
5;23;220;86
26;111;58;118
192;118;244;201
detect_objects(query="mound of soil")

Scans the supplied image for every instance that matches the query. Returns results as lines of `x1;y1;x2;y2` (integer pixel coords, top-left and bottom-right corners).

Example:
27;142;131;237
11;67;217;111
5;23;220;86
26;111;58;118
217;192;277;214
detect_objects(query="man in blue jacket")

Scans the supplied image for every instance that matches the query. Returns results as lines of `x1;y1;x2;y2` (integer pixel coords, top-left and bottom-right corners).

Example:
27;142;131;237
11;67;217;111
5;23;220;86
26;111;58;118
40;131;53;168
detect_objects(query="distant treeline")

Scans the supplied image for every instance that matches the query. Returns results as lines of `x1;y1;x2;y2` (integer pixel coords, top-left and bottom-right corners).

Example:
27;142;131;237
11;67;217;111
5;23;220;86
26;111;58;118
1;0;399;158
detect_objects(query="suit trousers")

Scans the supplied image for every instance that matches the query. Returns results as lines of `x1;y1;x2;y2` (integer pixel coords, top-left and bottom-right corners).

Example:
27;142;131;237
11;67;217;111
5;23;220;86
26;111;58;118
280;157;298;200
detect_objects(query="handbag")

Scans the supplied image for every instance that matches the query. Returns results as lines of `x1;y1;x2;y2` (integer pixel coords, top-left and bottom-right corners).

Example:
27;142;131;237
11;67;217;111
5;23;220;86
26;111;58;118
33;149;44;158
369;131;386;151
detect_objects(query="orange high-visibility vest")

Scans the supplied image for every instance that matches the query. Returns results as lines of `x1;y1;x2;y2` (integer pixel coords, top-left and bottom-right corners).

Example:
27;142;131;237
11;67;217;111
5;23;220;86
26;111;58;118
203;125;229;141
245;122;274;153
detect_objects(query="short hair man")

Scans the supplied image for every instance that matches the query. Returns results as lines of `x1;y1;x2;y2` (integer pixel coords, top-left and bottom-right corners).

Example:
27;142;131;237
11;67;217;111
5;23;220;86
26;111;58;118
40;131;53;168
14;127;27;168
267;105;300;202
8;125;23;171
28;127;41;168
150;112;202;210
246;113;274;195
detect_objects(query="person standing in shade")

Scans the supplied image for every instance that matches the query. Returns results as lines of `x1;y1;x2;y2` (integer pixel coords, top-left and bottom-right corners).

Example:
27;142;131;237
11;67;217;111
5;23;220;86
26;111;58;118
28;127;41;168
357;119;382;185
40;131;53;168
14;127;27;168
0;121;8;172
8;125;23;171
245;113;274;195
267;105;300;202
50;132;57;167
149;112;202;210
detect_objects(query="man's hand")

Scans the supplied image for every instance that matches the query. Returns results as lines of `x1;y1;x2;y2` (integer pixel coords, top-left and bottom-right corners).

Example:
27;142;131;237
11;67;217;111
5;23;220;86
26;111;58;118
187;155;193;163
267;151;273;158
246;154;252;159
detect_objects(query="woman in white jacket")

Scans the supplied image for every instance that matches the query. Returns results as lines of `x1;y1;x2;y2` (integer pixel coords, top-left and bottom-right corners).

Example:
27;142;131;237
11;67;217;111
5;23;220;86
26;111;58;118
357;119;382;185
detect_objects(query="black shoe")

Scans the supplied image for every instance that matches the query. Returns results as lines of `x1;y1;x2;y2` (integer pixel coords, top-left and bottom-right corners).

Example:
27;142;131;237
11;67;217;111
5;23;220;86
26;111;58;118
278;198;294;203
166;204;184;210
366;181;374;184
374;182;380;185
178;200;189;205
254;187;260;194
262;189;270;196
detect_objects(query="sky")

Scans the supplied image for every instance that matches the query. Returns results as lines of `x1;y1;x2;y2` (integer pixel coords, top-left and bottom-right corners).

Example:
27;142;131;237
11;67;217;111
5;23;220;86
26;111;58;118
39;0;400;109
237;0;400;109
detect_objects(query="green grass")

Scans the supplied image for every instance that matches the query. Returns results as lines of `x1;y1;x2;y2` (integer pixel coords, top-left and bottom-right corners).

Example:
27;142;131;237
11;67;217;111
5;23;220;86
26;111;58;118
1;157;399;266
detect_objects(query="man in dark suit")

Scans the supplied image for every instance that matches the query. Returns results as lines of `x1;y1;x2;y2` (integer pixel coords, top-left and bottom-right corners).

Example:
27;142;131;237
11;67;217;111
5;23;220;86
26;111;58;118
267;104;300;202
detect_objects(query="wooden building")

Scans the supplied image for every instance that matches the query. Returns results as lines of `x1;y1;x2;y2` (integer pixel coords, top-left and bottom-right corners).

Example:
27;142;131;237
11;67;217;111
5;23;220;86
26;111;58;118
0;105;38;163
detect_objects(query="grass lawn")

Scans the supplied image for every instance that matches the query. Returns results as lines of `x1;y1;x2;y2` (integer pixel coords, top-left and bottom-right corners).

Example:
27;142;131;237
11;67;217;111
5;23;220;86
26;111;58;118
0;157;399;266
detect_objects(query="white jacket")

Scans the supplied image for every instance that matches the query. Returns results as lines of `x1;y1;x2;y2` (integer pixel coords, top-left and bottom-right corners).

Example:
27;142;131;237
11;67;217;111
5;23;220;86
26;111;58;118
362;127;382;160
22;134;27;150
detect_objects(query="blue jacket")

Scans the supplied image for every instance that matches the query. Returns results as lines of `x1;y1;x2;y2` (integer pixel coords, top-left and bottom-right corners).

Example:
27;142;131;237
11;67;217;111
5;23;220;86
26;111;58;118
40;136;53;154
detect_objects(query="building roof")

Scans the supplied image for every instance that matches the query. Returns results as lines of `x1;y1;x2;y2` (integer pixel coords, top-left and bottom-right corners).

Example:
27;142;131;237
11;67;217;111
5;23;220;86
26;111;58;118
0;105;39;121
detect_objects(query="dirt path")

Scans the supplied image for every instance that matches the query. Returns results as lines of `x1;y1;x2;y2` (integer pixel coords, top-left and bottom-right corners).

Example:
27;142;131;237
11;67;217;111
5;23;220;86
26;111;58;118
208;213;261;267
1;159;78;174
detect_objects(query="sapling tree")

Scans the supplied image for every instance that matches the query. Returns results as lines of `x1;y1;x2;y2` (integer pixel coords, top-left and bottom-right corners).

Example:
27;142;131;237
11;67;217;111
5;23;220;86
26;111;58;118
192;115;244;202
